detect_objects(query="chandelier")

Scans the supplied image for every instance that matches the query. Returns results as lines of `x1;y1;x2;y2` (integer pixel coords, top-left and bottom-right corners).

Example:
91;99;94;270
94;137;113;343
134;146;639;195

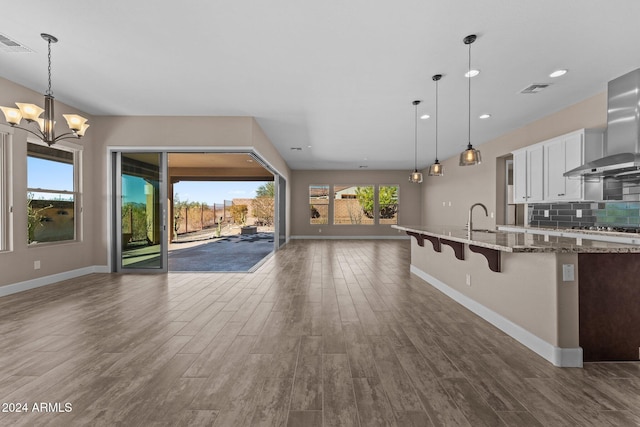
0;33;89;146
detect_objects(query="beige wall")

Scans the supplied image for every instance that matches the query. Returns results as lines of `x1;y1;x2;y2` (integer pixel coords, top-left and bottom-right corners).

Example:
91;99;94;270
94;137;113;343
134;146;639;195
421;92;608;228
291;170;421;237
0;77;98;287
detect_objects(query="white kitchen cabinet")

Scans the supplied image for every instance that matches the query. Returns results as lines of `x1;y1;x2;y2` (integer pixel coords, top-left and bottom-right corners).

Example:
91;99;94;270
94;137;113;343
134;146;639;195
513;129;604;204
528;145;544;202
544;129;604;202
512;145;543;204
513;150;527;203
544;131;582;201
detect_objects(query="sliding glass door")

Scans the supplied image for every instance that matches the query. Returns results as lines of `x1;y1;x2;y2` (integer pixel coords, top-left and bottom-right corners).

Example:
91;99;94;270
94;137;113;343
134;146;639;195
114;152;167;272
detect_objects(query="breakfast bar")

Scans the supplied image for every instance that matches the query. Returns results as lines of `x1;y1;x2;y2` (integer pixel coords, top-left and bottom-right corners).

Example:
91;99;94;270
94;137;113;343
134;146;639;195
393;224;640;367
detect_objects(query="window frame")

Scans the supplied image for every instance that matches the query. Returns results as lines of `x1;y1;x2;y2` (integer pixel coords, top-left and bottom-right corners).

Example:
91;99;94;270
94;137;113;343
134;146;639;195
26;138;82;245
333;184;375;225
309;184;330;225
378;184;399;225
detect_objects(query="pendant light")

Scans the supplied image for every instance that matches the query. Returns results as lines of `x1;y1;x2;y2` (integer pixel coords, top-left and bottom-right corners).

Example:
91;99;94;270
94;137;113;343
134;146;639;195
459;34;482;166
428;74;444;176
409;100;423;183
0;34;89;146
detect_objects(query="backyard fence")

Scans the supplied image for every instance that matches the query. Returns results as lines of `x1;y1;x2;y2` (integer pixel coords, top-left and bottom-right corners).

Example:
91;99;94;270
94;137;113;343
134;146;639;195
174;200;233;234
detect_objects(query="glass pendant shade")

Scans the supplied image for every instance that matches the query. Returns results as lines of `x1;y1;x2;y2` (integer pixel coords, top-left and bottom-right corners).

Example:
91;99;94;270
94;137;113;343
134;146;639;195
428;160;444;176
36;118;57;133
63;114;89;131
76;123;90;137
409;170;423;183
459;144;482;166
16;103;44;121
0;106;22;125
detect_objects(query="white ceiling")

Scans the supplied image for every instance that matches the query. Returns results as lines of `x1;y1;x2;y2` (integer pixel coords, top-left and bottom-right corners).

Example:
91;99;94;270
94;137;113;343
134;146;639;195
2;1;640;170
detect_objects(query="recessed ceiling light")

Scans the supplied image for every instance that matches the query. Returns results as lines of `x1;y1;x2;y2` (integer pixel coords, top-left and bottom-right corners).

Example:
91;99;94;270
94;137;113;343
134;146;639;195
549;69;568;78
420;114;430;120
479;113;491;119
465;69;480;78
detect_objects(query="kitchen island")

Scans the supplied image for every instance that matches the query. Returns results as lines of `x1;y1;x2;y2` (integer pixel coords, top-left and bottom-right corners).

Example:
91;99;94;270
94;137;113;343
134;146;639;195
392;224;640;367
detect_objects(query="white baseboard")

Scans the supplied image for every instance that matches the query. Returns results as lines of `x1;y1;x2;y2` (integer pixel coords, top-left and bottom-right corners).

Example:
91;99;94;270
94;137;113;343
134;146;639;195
410;265;583;368
0;265;109;298
291;235;409;240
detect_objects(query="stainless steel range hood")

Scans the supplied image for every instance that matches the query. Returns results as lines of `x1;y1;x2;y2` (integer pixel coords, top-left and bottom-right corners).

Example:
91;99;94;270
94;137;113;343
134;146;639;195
564;68;640;179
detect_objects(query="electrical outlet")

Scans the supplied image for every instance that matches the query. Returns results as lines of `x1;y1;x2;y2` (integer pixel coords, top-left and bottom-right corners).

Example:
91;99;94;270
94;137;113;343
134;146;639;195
466;273;471;286
34;260;41;270
448;201;452;207
544;210;549;218
442;201;446;207
576;209;582;218
490;211;494;219
319;228;322;233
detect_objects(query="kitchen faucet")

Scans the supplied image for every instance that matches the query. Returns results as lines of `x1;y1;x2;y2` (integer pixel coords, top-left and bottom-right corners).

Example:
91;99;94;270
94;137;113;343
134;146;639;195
468;202;488;233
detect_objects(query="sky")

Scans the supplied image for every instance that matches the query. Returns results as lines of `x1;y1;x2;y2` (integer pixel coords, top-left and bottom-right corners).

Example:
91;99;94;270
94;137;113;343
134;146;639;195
28;157;73;192
122;179;267;205
173;181;267;205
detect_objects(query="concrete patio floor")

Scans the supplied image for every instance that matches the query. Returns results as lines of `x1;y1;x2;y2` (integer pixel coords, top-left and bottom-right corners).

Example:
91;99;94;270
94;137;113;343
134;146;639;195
168;232;275;272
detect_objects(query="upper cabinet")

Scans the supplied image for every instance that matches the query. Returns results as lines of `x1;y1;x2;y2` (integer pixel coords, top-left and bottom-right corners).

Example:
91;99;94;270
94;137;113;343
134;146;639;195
513;145;543;203
545;131;583;201
513;129;604;204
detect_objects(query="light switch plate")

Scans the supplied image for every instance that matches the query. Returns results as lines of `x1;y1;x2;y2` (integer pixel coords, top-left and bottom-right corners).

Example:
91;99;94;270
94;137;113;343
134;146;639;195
562;264;575;281
544;210;549;218
576;209;582;218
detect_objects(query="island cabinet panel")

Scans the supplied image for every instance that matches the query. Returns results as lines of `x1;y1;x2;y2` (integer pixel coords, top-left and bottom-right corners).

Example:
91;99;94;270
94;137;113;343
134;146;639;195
578;253;640;362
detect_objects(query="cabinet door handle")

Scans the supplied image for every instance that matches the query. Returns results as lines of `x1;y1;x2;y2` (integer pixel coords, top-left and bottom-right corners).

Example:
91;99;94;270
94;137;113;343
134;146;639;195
558;193;564;196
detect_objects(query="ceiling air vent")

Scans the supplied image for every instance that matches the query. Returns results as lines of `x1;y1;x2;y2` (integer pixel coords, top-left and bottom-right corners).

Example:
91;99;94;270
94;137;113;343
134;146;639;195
0;33;33;53
519;83;551;94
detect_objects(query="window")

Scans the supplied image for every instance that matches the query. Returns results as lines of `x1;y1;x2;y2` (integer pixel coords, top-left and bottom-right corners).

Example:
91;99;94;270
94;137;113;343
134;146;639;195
310;185;329;224
27;141;80;244
378;185;399;225
334;185;374;225
0;131;10;251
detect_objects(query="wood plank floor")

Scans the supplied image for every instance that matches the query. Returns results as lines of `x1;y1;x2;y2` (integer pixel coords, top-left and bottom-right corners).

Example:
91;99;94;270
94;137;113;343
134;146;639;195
1;239;640;426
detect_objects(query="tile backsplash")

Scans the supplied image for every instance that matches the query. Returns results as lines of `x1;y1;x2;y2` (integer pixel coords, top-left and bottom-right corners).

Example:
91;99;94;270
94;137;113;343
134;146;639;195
528;201;640;229
603;177;640;201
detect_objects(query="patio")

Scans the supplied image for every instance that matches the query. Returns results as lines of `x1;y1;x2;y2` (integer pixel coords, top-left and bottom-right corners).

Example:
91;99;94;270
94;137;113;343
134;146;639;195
168;231;275;272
